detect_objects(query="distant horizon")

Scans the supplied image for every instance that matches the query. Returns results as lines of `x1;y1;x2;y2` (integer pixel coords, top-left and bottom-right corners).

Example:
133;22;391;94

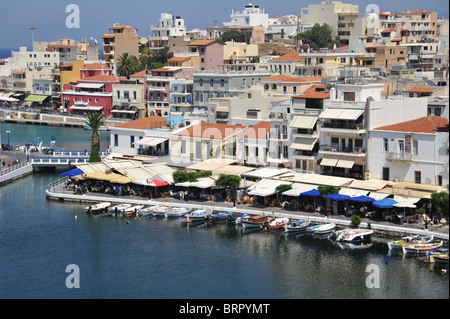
0;0;448;49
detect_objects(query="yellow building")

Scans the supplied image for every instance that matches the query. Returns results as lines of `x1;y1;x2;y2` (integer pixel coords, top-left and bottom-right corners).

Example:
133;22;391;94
102;23;139;68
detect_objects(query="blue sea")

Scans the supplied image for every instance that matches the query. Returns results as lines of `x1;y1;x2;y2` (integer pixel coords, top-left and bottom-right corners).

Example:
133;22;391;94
0;48;16;59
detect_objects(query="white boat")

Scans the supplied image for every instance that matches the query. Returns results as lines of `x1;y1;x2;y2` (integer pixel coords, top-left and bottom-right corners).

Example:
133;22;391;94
186;209;212;222
122;205;144;216
387;234;434;250
241;215;274;229
335;229;373;243
402;241;444;255
85;202;111;214
83;124;109;131
151;206;168;217
108;204;132;214
284;220;311;233
138;206;156;217
165;207;190;218
267;217;290;230
312;223;336;234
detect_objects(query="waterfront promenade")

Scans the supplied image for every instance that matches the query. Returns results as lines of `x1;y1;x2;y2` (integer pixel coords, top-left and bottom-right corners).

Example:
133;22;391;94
46;179;449;240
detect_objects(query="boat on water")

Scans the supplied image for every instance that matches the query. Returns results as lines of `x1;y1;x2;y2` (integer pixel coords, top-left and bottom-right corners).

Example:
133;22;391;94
227;213;249;224
122;205;144;216
165;207;191;218
241;215;273;229
429;252;449;264
387;234;434;250
186;209;212;222
306;224;321;233
209;211;233;221
83;124;109;131
311;223;336;234
85;202;111;214
108;203;132;214
334;228;373;243
284;220;311;233
402;241;444;255
139;206;157;217
152;206;169;217
267;217;290;230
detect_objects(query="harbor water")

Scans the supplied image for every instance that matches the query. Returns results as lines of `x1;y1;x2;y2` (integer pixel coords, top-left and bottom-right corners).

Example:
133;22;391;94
0;123;448;299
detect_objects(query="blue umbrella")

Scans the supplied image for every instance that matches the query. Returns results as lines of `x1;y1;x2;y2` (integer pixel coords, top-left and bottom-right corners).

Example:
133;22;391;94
300;189;321;197
372;198;398;208
325;193;350;201
59;168;84;177
351;195;375;203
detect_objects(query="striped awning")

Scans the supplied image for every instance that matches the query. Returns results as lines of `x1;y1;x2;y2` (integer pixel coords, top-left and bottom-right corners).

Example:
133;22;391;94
25;94;48;102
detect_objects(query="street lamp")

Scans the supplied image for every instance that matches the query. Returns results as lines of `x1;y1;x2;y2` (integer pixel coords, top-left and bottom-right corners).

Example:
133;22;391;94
6;130;10;147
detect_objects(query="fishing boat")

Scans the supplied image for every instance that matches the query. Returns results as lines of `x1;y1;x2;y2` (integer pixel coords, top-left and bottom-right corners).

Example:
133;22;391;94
83;124;109;131
85;202;111;214
186;209;212;222
334;229;373;243
387;234;434;250
165;207;190;218
209;211;233;221
306;224;321;233
152;206;168;217
122;205;144;217
241;215;273;229
267;217;290;230
284;220;311;233
402;241;444;255
227;213;249;225
429;251;449;264
108;203;132;215
312;223;336;235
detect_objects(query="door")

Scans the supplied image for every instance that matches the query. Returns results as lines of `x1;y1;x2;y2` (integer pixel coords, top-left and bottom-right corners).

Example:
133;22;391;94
382;167;390;181
196;141;202;159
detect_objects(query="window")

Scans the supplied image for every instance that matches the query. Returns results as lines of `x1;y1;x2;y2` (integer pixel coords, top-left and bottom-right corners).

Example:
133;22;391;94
413;140;418;155
398;140;405;153
133;91;137;100
438;175;443;186
343;92;355;101
414;171;421;184
181;140;186;154
114;134;118;147
383;138;389;152
130;136;135;148
117;91;120;99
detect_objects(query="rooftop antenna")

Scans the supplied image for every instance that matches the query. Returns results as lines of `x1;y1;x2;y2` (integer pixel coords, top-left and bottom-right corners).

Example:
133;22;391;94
29;26;37;45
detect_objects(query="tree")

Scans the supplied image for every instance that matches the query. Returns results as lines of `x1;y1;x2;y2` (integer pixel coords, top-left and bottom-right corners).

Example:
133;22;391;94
351;215;362;227
215;174;241;205
85;113;104;163
220;30;249;43
318;185;339;195
172;171;212;183
430;191;449;219
297;23;340;51
275;184;293;204
117;53;136;77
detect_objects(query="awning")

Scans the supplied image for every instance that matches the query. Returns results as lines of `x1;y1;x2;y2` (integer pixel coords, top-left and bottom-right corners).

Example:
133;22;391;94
290;115;318;129
282;183;318;197
134;137;168;147
112;110;137;114
59;168;85;177
320;157;338;167
70;106;103;111
290;137;318;151
216;105;230;113
319;108;364;120
76;83;105;89
25;94;48;102
336;158;355;169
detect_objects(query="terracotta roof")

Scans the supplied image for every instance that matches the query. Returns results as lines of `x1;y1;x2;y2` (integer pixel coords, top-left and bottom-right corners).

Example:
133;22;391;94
151;67;181;73
113;116;167;130
381;28;395;33
168;56;191;62
12;71;25;75
102;35;115;39
272;51;300;61
130;70;148;77
292;91;330;99
262;75;324;83
238;121;271;140
78;75;120;82
399;10;430;15
374;116;449;133
187;39;218;46
174;122;246;140
81;63;111;70
403;86;440;93
109;26;124;30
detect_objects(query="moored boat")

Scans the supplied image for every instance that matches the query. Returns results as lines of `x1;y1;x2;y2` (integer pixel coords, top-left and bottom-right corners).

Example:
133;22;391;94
241;215;273;229
387;234;433;250
186;209;212;222
267;217;290;230
108;204;132;215
429;253;449;264
227;213;249;225
165;207;190;218
284;219;311;233
122;205;144;217
402;241;444;255
209;211;233;221
312;223;336;234
335;228;373;243
152;206;168;217
85;202;111;214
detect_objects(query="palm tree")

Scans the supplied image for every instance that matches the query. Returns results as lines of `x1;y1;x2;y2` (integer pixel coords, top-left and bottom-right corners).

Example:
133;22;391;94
85;113;104;163
116;53;136;77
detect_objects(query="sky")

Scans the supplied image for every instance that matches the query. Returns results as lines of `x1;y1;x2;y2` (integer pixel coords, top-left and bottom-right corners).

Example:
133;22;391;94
0;0;448;49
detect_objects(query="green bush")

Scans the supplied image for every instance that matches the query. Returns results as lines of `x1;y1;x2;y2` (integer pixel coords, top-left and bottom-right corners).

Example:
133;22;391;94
351;215;362;227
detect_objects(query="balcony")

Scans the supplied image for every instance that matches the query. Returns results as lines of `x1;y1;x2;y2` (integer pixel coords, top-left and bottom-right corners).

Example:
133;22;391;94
319;144;365;155
147;86;167;92
269;112;288;121
386;152;413;162
269;132;288;141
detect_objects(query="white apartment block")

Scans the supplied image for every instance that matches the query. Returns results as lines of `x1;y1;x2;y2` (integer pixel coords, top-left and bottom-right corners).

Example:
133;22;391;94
223;3;269;29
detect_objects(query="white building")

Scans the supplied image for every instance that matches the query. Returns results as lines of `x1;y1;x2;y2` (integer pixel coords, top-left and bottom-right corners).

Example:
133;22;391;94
149;13;187;49
0;47;59;77
369;115;449;187
223;3;269;29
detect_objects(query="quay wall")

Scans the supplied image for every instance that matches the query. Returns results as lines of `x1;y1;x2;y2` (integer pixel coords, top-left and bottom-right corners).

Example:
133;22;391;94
0;163;33;186
45;189;449;241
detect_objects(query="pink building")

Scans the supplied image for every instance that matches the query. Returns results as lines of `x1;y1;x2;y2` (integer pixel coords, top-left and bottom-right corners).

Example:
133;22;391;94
80;63;113;79
62;74;123;117
144;67;194;116
188;39;224;71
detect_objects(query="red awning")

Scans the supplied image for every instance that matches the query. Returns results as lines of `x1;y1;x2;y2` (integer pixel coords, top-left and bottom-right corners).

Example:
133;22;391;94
148;179;169;187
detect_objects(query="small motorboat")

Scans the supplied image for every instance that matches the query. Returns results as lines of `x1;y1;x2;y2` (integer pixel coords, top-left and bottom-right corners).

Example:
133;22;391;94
311;223;336;235
209;211;233;221
186;209;212;222
429;252;449;264
306;224;321;233
284;220;311;233
402;241;444;255
152;206;168;218
387;234;433;250
241;215;273;229
267;217;290;230
85;202;111;214
227;213;249;225
334;228;373;243
165;207;191;218
108;204;132;215
122;205;144;217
